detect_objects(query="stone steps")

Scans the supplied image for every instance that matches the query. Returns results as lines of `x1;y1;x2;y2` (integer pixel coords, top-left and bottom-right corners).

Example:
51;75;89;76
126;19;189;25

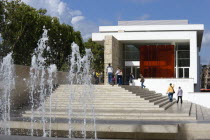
42;106;163;111
43;104;159;108
50;94;140;98
45;101;150;104
21;85;195;122
44;102;154;105
22;114;196;121
47;98;149;103
24;111;191;117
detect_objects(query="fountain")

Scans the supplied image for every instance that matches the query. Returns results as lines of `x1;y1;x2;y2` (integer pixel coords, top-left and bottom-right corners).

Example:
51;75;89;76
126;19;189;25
0;52;15;135
68;43;96;138
0;25;96;139
29;28;57;137
27;27;96;138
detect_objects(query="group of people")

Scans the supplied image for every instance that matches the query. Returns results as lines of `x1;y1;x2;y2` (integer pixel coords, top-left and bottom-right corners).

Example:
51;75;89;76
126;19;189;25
106;63;146;87
167;83;183;104
106;63;183;104
106;63;123;85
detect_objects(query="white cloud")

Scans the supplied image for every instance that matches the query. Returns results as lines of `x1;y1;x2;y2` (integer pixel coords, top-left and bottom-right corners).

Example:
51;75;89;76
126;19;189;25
202;30;210;47
19;0;98;41
21;0;73;24
71;16;85;25
72;20;98;41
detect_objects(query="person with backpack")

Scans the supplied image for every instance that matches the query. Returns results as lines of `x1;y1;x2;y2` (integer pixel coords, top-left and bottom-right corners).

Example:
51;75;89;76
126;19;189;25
106;63;113;84
167;83;175;102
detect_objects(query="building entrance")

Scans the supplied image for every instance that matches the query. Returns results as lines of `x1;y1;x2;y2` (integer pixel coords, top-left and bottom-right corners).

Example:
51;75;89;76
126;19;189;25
124;66;140;84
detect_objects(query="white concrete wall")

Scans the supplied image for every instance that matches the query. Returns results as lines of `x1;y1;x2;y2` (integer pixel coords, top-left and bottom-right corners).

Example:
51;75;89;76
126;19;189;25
189;32;198;84
133;79;210;108
99;24;204;32
133;78;194;94
93;31;192;42
187;92;210;108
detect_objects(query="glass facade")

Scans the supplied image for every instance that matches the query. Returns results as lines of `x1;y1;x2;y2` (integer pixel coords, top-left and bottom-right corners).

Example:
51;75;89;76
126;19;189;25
140;45;175;78
124;45;140;61
123;42;190;80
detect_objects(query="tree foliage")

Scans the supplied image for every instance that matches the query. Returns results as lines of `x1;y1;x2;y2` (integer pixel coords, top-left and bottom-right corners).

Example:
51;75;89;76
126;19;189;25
84;38;104;72
0;0;85;70
0;0;104;72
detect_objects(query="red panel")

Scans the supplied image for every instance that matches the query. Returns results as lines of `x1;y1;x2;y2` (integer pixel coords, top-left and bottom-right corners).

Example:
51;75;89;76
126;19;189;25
140;45;175;78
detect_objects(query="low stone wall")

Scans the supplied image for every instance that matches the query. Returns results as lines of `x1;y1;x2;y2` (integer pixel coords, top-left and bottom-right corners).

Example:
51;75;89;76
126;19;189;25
0;65;68;110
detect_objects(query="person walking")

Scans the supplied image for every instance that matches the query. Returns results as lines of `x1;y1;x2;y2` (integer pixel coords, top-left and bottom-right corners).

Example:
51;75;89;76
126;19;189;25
106;63;113;84
118;69;123;85
177;87;183;104
129;73;134;84
140;74;145;88
167;83;175;102
115;67;120;84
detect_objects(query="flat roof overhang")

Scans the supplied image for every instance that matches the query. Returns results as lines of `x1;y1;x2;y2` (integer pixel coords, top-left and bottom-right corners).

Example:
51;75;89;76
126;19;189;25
92;25;204;50
99;24;204;33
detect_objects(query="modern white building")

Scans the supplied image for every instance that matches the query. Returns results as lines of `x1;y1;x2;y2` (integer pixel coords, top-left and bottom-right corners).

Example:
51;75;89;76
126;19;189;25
92;20;204;94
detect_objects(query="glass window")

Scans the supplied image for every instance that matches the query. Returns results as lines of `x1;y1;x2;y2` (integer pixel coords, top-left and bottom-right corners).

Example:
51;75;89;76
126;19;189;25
178;68;183;78
184;68;189;78
177;43;190;50
124;44;140;61
124;52;139;61
178;51;190;58
125;45;139;51
178;59;190;67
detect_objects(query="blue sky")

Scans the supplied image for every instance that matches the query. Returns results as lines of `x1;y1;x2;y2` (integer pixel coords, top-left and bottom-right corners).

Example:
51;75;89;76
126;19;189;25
67;0;210;28
18;0;210;64
67;0;210;65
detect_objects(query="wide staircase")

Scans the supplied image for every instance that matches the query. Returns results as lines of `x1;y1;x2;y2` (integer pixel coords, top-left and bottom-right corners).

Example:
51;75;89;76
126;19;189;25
22;85;196;121
7;85;210;139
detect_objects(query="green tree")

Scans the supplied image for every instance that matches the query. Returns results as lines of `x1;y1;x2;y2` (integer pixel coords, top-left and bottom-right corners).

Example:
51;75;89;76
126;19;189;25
84;38;104;72
0;0;85;70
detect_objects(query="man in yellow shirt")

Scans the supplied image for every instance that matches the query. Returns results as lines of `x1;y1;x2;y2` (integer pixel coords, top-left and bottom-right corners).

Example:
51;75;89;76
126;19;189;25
167;83;175;102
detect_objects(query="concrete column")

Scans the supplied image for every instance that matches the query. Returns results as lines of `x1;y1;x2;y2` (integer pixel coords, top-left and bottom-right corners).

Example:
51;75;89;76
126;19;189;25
104;35;123;84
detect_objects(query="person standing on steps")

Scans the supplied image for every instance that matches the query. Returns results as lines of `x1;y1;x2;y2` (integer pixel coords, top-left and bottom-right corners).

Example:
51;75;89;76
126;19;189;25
140;74;145;88
129;73;134;84
167;83;175;102
118;69;123;85
106;63;113;84
115;67;120;85
177;87;183;104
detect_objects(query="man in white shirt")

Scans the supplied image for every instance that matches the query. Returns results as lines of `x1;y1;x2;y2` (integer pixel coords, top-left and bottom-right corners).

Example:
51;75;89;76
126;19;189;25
106;63;113;84
115;67;120;84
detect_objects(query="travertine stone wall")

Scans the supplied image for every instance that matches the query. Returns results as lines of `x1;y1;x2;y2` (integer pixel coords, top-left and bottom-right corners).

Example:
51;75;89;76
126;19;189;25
104;35;123;84
0;65;68;110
